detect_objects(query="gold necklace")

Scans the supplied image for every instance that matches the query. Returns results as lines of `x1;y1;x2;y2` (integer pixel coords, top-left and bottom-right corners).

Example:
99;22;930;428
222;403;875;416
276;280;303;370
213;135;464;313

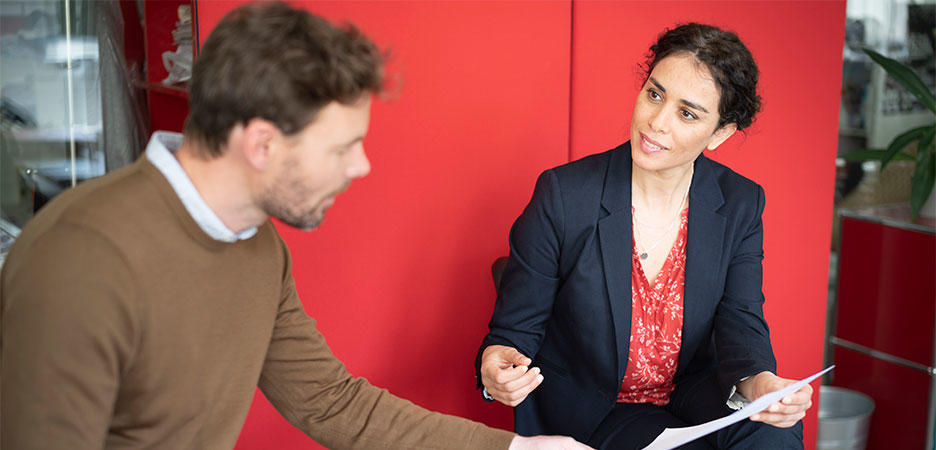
633;182;690;260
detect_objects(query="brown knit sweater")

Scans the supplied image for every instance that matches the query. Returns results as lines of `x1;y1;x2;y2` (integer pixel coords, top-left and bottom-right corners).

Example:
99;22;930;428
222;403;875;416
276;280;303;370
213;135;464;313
0;157;514;449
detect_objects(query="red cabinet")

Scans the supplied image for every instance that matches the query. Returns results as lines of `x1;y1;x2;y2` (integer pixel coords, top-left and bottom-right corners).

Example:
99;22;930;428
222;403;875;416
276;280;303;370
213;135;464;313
832;205;935;450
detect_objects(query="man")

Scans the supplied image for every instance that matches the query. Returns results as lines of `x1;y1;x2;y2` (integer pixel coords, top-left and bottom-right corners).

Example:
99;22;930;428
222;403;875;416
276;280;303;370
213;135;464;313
0;3;590;449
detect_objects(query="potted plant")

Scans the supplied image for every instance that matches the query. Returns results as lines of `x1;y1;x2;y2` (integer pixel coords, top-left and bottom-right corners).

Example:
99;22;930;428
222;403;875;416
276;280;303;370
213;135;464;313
843;48;935;219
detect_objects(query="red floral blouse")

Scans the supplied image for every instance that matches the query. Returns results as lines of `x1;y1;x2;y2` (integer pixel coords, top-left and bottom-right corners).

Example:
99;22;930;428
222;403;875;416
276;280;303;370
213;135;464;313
617;207;689;405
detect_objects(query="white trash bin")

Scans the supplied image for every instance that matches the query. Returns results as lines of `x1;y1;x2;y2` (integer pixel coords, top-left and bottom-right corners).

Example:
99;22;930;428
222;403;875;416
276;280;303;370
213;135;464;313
817;386;875;450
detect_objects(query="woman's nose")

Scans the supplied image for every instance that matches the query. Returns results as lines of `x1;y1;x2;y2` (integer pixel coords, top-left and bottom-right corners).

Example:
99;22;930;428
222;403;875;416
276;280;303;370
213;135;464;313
648;107;669;134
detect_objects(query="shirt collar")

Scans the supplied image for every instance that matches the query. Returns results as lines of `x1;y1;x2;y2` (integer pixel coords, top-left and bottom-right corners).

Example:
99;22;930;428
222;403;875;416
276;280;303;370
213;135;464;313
145;131;258;242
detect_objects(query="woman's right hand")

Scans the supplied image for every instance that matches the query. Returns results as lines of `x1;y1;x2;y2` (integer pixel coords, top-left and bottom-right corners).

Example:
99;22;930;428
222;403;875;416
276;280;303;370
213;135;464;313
480;345;544;407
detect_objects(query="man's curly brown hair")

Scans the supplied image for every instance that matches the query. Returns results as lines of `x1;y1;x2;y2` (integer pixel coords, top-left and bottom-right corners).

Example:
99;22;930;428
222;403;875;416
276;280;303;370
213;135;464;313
184;2;384;158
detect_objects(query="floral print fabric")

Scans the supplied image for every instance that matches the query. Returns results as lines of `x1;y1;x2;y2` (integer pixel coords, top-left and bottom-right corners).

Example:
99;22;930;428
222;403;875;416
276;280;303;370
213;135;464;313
617;207;688;405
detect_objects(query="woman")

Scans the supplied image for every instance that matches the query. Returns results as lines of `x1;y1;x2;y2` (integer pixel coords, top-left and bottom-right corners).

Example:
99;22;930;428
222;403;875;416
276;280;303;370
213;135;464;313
476;23;812;449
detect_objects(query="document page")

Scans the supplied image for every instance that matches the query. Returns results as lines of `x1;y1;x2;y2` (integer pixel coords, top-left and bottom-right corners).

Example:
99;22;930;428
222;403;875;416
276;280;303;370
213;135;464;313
642;366;834;450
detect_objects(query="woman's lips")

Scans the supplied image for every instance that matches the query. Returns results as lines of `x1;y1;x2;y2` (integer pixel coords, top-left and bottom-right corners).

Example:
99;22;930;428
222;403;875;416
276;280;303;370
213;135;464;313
640;133;667;154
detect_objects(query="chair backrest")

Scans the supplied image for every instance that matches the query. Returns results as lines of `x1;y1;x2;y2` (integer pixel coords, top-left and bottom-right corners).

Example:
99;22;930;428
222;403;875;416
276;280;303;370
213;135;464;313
491;256;509;294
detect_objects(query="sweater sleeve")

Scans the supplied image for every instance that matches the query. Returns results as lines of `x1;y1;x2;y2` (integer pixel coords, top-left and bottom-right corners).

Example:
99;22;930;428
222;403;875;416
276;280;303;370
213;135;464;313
1;223;140;449
257;245;514;450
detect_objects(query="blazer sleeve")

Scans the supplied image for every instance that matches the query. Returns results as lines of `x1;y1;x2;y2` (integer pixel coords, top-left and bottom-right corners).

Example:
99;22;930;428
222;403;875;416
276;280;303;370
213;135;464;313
476;170;564;376
713;184;777;398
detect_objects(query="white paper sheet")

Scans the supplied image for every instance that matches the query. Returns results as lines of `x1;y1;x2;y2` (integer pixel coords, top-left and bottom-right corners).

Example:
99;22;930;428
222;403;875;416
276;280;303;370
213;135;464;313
641;365;834;450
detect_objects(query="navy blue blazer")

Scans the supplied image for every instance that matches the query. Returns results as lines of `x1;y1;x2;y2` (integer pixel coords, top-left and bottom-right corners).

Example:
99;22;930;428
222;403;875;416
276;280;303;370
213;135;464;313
477;142;777;442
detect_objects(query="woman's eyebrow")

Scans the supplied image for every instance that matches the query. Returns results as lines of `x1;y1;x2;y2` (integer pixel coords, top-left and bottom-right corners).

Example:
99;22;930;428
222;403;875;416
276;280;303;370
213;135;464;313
681;99;709;114
649;77;710;114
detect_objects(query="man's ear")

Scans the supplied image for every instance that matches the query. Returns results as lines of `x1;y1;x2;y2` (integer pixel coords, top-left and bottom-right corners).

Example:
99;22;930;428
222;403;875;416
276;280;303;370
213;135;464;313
241;118;279;170
707;123;738;151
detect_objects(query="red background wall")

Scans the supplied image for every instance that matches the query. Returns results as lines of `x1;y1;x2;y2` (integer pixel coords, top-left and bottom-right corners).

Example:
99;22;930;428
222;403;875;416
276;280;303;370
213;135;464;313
193;1;845;449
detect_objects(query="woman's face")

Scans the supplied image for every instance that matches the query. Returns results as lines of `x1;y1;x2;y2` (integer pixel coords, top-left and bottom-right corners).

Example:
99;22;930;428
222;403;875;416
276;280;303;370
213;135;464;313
629;52;736;176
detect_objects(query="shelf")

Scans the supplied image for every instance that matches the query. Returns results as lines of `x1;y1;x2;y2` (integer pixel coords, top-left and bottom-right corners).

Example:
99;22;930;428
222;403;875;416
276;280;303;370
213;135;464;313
135;80;188;99
142;0;195;132
840;204;936;233
838;127;867;138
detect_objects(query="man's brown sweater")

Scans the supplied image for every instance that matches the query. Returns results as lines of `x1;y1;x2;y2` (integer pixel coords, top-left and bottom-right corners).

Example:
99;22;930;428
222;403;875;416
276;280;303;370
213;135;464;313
0;157;514;449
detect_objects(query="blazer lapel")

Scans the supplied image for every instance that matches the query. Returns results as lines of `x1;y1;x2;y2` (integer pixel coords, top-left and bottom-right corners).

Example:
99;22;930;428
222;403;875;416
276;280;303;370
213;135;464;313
597;143;634;385
679;154;726;373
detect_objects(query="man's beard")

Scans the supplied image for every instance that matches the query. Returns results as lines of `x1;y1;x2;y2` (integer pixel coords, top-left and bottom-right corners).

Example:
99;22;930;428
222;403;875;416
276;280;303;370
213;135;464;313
273;205;324;231
258;175;348;231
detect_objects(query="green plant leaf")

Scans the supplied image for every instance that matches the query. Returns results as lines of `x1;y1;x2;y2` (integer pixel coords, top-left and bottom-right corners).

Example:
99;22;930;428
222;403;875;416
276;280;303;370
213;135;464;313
864;48;936;114
919;126;936;158
840;149;914;162
910;127;936;219
881;125;930;169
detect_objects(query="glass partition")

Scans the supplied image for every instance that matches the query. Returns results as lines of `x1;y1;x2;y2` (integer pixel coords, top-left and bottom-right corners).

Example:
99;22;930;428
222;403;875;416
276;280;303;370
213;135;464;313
0;0;146;265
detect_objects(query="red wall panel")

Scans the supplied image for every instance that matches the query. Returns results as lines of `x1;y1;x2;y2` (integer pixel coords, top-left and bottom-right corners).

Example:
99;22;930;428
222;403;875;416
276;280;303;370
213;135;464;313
569;2;845;448
197;2;571;448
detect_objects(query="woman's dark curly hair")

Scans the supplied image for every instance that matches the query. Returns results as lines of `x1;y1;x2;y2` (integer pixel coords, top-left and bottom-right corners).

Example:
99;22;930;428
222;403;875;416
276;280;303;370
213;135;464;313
641;23;761;131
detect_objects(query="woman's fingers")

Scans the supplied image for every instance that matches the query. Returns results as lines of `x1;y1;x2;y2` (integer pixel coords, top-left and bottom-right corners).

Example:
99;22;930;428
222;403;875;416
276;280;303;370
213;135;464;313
503;347;533;368
488;371;545;406
481;346;530;386
499;366;541;392
764;398;812;415
743;372;816;428
751;392;810;426
491;364;530;385
782;384;813;406
750;409;806;427
480;345;544;406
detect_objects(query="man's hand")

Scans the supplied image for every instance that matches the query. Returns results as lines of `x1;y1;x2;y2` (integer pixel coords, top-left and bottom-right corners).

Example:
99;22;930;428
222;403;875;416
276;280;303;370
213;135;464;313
509;435;594;449
480;345;543;407
737;371;814;428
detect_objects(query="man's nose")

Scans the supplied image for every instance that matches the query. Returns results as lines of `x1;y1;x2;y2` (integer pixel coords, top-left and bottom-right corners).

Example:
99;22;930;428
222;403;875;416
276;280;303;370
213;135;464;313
347;144;371;179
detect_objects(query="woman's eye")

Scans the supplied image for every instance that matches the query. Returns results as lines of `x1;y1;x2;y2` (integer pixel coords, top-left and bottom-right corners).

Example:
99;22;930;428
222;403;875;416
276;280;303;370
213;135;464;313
647;89;661;100
680;109;698;120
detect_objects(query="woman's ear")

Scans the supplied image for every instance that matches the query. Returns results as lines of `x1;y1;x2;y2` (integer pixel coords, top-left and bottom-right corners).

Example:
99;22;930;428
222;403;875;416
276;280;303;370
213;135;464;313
241;118;279;170
707;123;738;151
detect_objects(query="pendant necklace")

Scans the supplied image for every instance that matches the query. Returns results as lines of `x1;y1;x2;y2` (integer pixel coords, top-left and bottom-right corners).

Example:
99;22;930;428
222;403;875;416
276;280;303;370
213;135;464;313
633;180;691;261
634;214;680;260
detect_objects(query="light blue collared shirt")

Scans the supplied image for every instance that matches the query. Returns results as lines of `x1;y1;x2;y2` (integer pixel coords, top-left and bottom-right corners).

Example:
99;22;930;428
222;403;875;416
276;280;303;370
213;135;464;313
145;131;257;242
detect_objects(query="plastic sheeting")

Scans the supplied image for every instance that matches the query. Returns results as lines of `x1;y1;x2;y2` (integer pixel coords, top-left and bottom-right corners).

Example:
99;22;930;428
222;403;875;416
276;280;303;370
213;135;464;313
0;0;148;262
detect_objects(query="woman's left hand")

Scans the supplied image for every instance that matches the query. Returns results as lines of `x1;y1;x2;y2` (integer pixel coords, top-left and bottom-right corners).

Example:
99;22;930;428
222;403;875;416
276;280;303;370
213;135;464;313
737;371;813;428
